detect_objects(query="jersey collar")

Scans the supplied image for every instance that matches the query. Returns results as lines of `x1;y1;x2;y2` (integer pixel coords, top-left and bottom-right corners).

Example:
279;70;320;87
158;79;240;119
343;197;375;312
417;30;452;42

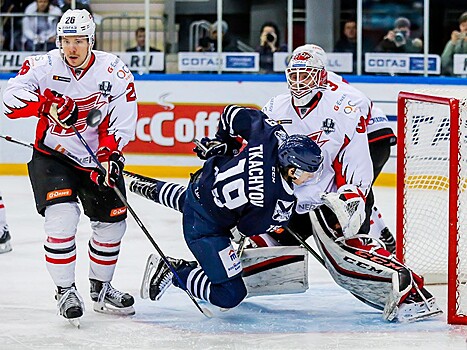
292;91;323;119
69;52;96;80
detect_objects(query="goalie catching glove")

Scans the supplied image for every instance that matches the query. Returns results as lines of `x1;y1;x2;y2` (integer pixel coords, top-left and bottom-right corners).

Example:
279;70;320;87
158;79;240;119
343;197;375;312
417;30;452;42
321;184;366;239
193;137;242;160
90;147;125;189
39;88;78;129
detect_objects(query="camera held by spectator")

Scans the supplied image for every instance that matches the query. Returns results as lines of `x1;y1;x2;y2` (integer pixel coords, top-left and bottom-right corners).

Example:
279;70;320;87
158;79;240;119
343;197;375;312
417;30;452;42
441;11;467;75
375;17;423;53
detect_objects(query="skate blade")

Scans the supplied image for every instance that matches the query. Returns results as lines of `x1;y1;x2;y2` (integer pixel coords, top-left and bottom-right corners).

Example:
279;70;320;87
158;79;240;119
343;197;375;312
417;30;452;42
67;318;81;328
397;302;443;323
140;254;159;299
93;301;135;316
0;241;12;254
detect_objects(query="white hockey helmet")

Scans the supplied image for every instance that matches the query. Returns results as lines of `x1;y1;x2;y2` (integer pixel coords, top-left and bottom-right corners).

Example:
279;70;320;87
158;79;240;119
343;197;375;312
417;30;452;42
56;9;95;50
292;44;328;68
286;45;328;106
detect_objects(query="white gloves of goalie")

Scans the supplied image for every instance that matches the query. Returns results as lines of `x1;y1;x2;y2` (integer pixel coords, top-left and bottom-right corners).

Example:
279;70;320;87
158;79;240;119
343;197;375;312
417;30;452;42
321;184;366;239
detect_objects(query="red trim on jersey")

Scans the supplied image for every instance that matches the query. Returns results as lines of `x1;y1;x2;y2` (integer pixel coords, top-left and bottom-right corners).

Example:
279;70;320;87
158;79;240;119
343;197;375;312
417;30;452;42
250;235;268;247
47;236;74;244
91;238;121;248
89;254;118;265
0;204;4;209
69;53;96;81
292;91;323;119
332;135;351;188
4;93;46;119
45;255;76;264
98;108;119;152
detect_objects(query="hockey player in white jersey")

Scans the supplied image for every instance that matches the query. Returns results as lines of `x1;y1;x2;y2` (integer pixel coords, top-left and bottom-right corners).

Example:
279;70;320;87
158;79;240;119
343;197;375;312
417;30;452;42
2;9;137;325
0;191;12;254
253;45;441;322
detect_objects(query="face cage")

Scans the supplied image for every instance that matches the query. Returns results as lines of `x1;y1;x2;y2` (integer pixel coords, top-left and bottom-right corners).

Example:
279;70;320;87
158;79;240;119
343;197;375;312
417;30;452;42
286;67;326;99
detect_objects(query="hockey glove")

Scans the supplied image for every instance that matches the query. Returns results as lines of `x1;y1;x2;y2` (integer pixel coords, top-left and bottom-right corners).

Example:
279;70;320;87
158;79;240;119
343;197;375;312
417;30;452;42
90;148;125;189
321;184;366;239
40;88;78;129
193;137;241;160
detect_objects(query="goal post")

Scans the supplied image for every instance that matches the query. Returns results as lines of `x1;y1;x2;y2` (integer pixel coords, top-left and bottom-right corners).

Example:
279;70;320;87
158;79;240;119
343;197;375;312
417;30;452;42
396;90;467;324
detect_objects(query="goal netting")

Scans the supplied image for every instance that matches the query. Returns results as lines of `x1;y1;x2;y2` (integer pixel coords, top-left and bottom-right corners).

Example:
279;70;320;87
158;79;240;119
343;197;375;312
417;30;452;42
396;89;467;324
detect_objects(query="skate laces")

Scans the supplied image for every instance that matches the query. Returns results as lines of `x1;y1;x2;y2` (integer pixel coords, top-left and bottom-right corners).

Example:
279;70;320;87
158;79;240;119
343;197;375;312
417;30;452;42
57;287;84;314
98;282;126;303
153;265;173;292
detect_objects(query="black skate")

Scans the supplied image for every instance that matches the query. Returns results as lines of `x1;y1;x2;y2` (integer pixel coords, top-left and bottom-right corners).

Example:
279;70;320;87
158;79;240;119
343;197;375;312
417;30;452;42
380;227;396;254
56;284;84;328
90;279;135;316
140;254;186;301
0;225;12;254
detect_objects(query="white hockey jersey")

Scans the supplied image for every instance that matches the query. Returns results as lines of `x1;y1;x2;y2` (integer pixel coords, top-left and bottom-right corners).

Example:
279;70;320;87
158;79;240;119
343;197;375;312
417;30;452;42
327;71;396;144
262;84;373;214
3;49;137;169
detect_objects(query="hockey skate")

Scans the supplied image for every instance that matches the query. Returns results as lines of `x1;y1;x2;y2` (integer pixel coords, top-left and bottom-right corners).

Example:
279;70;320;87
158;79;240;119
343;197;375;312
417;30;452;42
380;227;396;254
384;286;442;322
0;225;12;254
140;254;186;301
90;279;135;316
56;284;84;328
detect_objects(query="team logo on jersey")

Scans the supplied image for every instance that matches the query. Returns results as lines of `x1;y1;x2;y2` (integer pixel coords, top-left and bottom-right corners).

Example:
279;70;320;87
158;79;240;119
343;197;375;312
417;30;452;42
99;81;112;97
52;75;71;83
321;118;335;134
272;200;294;222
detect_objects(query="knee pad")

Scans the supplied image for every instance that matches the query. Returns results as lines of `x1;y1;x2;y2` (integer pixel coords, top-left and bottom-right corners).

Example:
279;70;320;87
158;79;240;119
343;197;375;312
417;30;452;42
44;202;80;237
209;277;247;309
91;220;127;243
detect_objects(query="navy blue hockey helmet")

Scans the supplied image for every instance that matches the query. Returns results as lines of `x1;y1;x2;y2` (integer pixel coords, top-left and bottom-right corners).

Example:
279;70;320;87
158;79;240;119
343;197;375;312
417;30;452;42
278;134;323;173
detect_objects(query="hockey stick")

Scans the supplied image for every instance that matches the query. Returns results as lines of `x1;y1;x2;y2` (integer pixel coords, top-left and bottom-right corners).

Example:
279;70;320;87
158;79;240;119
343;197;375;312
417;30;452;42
283;226;326;267
0;134;158;185
70;110;213;318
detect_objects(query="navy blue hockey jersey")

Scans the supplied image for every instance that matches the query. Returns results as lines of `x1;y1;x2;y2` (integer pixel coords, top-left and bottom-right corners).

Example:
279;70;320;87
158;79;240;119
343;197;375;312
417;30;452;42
196;105;296;236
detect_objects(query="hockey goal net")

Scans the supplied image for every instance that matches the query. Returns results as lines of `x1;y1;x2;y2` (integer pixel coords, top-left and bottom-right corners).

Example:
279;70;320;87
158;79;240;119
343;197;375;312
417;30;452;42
396;89;467;324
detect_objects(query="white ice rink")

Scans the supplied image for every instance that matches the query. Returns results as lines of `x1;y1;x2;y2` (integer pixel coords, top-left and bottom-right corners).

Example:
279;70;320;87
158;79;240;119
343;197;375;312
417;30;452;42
1;176;466;349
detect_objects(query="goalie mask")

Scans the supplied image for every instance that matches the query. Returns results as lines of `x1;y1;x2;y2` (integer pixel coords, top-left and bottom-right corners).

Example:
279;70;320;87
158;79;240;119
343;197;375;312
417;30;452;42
286;47;328;107
56;9;95;68
278;134;323;184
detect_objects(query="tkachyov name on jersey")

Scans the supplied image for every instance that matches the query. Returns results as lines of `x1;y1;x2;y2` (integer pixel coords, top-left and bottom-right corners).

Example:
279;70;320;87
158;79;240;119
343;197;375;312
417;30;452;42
248;144;264;207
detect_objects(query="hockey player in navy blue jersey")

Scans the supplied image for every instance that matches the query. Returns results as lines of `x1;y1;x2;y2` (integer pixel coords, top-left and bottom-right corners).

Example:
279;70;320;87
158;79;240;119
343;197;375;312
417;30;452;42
129;105;323;309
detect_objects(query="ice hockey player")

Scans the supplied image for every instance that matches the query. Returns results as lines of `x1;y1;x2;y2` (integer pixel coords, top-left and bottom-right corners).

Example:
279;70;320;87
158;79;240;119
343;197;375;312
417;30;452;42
0;191;12;254
252;44;441;322
255;43;396;252
2;9;137;326
129;105;324;310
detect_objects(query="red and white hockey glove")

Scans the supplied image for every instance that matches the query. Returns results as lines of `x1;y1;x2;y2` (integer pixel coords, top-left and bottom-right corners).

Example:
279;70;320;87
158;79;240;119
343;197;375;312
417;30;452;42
90;147;125;188
321;184;366;239
39;88;78;129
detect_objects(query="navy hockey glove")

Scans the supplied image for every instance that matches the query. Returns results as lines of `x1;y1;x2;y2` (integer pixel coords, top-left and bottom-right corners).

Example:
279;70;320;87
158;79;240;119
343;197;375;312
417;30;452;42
40;88;78;128
90;148;125;189
193;137;241;160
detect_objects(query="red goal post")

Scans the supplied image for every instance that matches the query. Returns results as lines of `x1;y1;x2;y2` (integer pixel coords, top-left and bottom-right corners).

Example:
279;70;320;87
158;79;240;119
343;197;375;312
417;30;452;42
396;89;467;324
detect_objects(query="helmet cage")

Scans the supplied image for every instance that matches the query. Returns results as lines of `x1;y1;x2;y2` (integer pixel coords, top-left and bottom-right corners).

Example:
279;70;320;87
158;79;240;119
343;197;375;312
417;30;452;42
286;66;327;100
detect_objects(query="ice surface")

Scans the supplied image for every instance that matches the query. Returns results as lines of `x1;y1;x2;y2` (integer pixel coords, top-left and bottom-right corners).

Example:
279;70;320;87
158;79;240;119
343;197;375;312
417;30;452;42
0;176;466;349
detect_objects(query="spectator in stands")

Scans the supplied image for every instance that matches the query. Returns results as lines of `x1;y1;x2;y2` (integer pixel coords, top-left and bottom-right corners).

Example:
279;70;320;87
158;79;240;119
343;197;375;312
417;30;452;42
441;11;467;76
256;21;288;74
126;27;159;52
196;20;239;52
60;0;92;14
22;0;62;51
334;19;357;73
1;0;34;51
375;17;423;53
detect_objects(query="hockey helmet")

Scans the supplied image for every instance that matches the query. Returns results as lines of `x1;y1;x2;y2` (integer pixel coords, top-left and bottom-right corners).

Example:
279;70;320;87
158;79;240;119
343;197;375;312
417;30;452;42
286;45;328;106
278;134;323;182
56;9;96;50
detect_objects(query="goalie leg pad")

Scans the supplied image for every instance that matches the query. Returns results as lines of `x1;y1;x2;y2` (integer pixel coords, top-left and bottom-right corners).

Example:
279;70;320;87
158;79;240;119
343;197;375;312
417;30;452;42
241;246;309;297
310;208;413;312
